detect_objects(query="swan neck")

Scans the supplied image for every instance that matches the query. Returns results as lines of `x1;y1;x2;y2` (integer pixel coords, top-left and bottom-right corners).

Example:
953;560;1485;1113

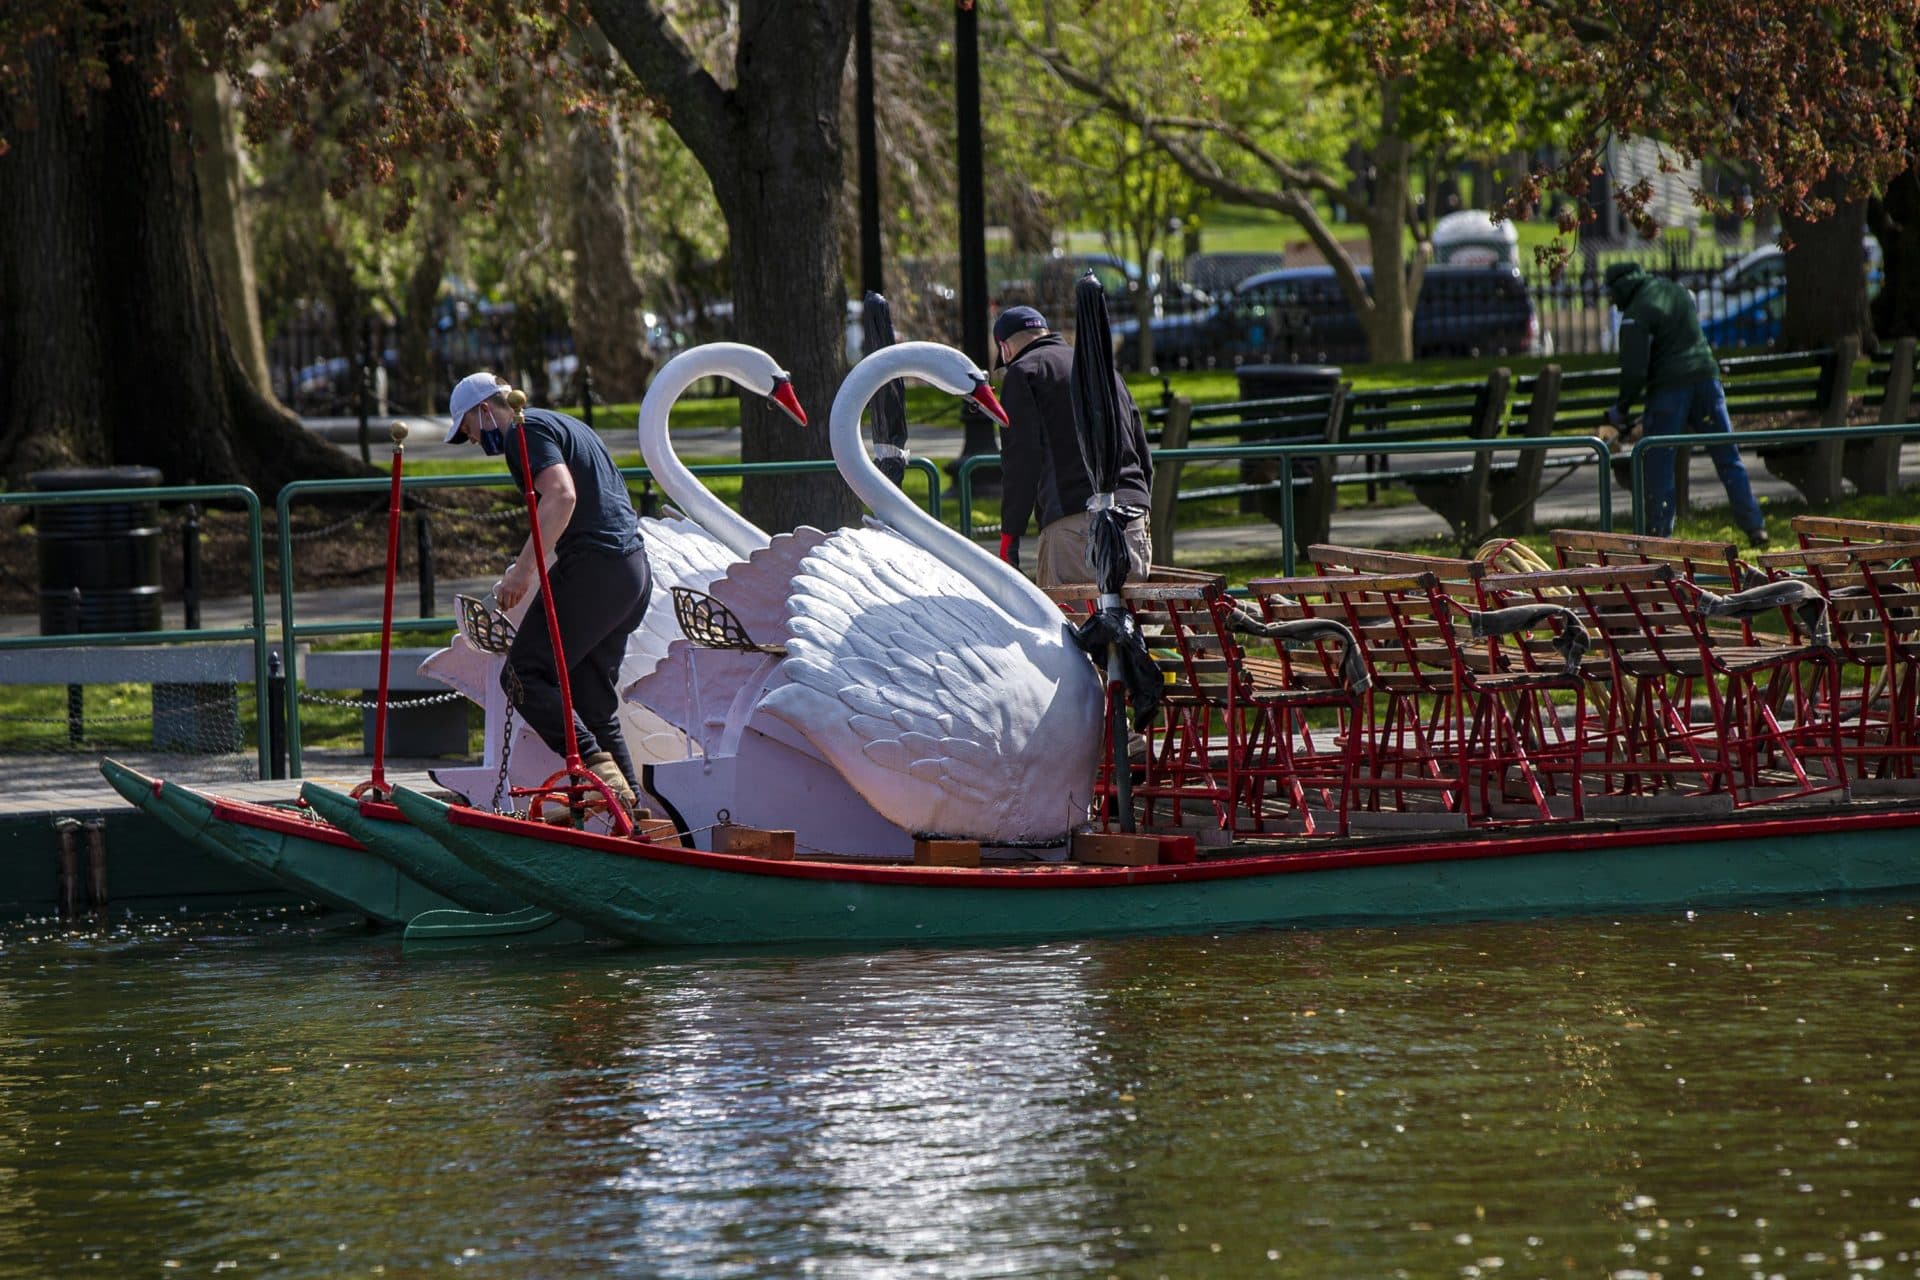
637;349;767;558
832;349;1064;631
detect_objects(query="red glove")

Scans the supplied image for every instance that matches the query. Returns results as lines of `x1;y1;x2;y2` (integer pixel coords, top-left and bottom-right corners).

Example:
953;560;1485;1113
998;532;1020;567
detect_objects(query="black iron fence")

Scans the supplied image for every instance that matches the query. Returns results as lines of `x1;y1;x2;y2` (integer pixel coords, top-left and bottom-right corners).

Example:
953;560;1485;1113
266;302;577;418
264;244;1812;413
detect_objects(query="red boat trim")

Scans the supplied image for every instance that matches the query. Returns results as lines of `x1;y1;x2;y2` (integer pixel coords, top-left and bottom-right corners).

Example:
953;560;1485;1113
357;799;408;824
441;802;1920;889
206;795;362;849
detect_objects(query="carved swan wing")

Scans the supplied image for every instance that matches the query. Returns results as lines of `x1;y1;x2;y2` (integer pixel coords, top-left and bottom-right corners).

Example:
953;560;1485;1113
756;525;1102;843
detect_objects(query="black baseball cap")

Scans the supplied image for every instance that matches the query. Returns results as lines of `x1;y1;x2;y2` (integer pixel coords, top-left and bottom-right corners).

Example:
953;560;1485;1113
992;305;1048;345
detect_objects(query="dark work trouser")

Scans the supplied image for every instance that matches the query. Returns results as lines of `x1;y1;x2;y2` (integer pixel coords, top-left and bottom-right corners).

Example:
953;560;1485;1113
502;544;651;791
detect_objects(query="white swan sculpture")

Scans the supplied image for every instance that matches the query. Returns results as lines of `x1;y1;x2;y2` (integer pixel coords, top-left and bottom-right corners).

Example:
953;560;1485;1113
421;344;805;805
635;341;1105;847
761;341;1106;842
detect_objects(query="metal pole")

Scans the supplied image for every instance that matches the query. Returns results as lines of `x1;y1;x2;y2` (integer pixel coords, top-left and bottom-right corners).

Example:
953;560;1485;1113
856;0;884;296
356;315;373;465
267;650;287;781
955;0;995;458
182;503;202;630
581;365;595;431
416;511;435;619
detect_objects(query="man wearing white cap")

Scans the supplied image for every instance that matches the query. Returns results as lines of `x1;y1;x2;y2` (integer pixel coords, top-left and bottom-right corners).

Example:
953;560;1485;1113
446;372;649;814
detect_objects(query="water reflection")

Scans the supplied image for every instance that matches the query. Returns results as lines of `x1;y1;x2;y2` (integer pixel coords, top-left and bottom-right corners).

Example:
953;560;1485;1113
0;905;1915;1277
561;947;1108;1277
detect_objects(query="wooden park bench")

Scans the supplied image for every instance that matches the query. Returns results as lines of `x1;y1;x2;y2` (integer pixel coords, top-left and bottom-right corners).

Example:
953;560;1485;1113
1145;385;1349;559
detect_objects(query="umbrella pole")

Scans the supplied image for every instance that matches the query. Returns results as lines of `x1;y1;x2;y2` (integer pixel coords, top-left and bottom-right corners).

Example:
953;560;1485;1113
1108;651;1134;831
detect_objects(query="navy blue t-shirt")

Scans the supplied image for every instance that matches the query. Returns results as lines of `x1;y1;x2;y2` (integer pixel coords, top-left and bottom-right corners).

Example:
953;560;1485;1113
504;408;643;558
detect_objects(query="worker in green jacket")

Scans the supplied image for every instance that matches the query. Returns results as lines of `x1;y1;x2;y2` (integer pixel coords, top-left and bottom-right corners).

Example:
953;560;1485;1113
1604;262;1768;546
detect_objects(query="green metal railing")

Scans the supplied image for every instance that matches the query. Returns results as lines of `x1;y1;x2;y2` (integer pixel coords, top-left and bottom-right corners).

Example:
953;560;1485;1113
956;436;1616;576
1628;422;1920;534
0;484;271;775
275;457;942;776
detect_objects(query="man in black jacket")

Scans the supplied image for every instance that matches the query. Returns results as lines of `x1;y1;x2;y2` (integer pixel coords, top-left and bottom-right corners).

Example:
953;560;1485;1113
993;306;1154;588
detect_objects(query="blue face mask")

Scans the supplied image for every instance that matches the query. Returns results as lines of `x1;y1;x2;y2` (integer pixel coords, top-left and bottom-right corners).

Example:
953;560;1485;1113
476;408;506;456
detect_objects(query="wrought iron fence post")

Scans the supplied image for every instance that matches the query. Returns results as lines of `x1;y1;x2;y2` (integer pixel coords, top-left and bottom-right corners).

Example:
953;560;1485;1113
416;511;435;619
582;365;594;431
267;650;288;781
357;315;374;465
182;502;202;630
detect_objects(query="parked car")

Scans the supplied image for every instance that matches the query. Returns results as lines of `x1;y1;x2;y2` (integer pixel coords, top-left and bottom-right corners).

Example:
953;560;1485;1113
1691;236;1882;349
1113;263;1545;367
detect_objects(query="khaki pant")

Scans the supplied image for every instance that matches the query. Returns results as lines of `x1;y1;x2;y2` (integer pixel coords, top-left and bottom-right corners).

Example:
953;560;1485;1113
1035;512;1152;589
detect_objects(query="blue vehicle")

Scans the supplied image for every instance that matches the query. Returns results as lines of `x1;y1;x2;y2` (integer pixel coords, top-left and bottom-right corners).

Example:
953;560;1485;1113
1113;264;1544;368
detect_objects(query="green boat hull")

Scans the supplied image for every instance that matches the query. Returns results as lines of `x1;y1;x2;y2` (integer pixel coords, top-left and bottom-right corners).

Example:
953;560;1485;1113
298;783;526;915
390;785;1920;949
132;777;460;926
98;759;275;886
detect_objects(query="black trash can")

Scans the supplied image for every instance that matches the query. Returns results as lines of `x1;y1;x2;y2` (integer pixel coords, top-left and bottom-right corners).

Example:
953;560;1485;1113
1232;365;1343;541
32;466;166;634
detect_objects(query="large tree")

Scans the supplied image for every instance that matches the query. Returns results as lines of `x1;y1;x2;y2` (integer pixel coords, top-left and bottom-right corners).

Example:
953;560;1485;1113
1425;0;1920;345
4;0;868;532
0;7;363;490
588;0;861;532
1006;0;1572;363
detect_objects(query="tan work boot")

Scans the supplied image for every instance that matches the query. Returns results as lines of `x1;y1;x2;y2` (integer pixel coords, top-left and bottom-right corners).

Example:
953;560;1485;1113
582;751;638;813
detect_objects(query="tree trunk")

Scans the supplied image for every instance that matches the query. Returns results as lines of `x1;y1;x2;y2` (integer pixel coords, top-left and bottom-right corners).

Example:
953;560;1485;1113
393;210;451;413
188;72;273;398
565;110;657;406
1358;117;1416;364
0;14;366;493
721;0;862;535
592;0;861;534
1782;180;1871;351
1870;168;1920;343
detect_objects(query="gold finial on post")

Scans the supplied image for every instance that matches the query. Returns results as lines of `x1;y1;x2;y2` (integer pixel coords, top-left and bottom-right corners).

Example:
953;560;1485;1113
389;421;408;445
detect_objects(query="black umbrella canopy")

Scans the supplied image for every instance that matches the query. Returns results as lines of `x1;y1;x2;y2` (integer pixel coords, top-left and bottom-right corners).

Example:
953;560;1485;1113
862;291;911;487
1066;271;1160;750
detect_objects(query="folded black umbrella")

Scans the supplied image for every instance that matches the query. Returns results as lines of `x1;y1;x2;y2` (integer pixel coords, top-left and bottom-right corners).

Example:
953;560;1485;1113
1064;272;1161;807
863;291;911;487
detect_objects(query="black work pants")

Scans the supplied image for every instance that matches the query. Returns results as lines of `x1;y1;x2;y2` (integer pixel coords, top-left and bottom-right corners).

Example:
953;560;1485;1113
502;544;651;789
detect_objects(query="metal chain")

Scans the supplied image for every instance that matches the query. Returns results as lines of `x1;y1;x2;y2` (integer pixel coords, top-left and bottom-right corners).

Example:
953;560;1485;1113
285;501;386;542
491;702;517;815
410;495;525;524
296;689;468;710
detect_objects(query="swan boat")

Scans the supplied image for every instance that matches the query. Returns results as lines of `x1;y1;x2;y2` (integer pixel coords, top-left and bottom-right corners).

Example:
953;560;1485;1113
385;784;1920;949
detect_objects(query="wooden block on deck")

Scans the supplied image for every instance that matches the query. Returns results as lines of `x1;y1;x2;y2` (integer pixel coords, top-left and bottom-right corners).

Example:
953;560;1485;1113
914;838;981;867
1071;831;1163;866
714;825;795;859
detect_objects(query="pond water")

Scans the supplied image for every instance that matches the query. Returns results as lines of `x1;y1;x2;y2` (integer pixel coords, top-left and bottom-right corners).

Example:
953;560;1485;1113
0;902;1916;1278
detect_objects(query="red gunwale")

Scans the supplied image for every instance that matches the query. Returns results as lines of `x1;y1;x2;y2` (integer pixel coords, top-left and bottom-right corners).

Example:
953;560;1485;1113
356;799;408;824
203;793;361;849
442;800;1920;889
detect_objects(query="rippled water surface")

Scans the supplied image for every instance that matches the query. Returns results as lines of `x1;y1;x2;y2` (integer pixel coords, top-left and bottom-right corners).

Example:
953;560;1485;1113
1;902;1917;1278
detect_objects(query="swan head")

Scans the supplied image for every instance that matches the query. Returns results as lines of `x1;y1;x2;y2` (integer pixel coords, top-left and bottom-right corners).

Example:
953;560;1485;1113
768;376;807;426
969;379;1008;426
857;342;1009;425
